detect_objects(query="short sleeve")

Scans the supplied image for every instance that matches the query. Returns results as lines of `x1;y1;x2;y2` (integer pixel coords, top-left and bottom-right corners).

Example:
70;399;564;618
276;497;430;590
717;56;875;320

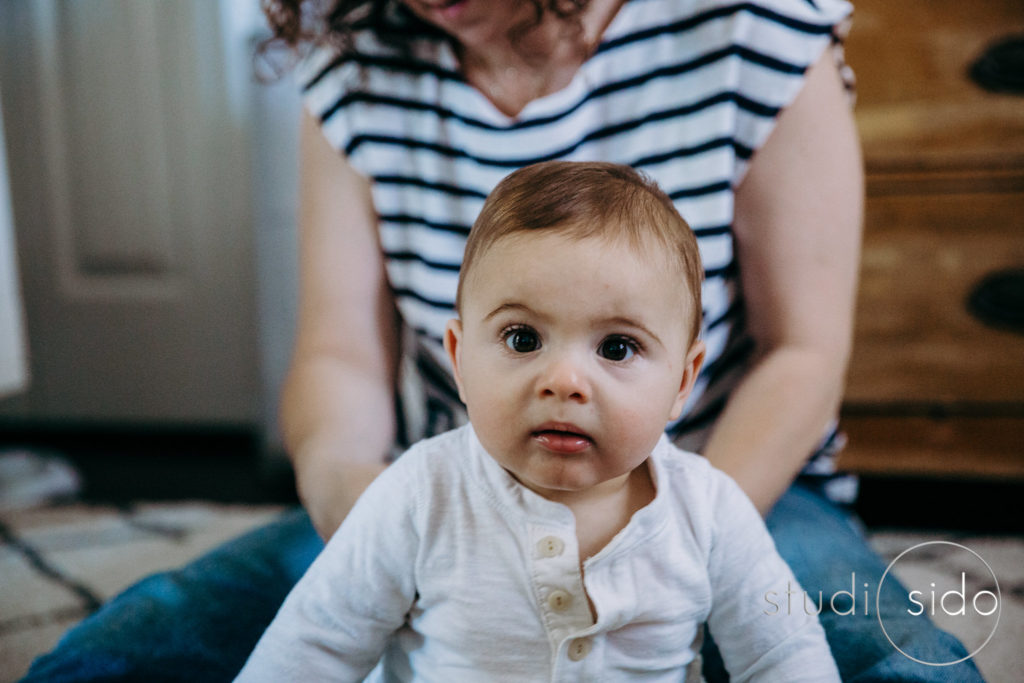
295;25;455;175
296;42;362;158
721;0;854;184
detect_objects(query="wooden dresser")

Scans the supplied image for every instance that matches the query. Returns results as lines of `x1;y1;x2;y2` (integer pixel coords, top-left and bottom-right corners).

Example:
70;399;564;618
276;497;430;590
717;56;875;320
838;0;1024;481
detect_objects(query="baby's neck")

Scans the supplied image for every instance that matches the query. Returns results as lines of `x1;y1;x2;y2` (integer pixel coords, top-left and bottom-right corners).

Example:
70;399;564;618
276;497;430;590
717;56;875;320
565;462;655;563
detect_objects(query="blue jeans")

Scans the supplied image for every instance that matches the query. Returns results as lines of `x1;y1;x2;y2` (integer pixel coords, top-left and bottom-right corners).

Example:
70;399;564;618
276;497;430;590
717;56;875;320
22;484;983;682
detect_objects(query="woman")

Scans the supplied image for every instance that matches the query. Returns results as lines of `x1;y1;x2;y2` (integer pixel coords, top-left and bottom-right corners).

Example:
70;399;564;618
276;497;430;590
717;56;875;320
284;0;859;536
23;1;981;680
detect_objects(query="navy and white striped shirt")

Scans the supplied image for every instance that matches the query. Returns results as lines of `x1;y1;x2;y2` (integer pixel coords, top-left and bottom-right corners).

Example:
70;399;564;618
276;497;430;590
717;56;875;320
299;0;854;486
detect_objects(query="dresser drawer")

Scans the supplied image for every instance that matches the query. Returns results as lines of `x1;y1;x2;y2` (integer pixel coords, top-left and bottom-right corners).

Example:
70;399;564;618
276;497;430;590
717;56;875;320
838;0;1024;481
839;414;1024;479
848;0;1024;177
845;191;1024;405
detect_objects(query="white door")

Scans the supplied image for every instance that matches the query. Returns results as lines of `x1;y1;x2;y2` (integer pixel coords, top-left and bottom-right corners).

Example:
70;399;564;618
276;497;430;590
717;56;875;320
0;0;262;425
0;78;29;399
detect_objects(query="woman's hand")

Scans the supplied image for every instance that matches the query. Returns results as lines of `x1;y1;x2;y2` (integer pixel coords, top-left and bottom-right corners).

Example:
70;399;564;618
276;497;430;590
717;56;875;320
280;111;400;538
704;50;864;514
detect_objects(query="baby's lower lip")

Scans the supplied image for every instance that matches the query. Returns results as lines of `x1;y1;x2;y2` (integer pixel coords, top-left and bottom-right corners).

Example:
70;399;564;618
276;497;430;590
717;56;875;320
532;430;593;454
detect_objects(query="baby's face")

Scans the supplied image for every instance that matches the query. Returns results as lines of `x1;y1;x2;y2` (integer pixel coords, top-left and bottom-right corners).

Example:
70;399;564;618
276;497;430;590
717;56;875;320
445;230;704;503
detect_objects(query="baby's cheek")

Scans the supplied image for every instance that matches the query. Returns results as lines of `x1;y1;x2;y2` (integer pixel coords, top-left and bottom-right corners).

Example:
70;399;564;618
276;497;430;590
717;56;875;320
614;408;665;454
467;395;517;442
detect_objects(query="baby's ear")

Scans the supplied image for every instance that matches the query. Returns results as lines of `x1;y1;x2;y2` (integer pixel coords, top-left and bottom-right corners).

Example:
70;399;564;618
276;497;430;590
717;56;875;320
669;339;705;421
443;318;468;403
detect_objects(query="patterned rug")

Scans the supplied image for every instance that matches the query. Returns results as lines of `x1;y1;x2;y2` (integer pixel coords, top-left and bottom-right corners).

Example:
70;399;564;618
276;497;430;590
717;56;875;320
1;497;1021;681
0;501;284;681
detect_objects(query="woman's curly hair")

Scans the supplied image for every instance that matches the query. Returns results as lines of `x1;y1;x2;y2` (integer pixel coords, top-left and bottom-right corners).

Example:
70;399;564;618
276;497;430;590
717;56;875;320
261;0;590;54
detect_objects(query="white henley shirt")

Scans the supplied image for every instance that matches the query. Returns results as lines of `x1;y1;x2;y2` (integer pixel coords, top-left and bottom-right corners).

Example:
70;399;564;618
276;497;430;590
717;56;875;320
236;425;839;681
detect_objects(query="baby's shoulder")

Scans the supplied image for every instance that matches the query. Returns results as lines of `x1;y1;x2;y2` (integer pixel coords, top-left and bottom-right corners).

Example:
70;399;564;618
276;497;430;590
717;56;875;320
654;441;748;511
656;442;715;484
383;426;472;486
353;427;472;525
400;425;469;460
654;443;766;560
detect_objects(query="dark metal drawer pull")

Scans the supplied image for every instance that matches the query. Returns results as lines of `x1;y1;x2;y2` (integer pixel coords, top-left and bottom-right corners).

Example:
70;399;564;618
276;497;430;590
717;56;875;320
970;34;1024;94
967;267;1024;333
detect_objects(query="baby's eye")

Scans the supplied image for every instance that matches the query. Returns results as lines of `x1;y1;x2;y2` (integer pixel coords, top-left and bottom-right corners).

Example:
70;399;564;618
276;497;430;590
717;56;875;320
598;336;637;362
504;327;541;353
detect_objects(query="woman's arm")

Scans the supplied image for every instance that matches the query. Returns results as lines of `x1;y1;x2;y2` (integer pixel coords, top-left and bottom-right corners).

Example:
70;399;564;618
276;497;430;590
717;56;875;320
280;110;400;538
703;51;864;515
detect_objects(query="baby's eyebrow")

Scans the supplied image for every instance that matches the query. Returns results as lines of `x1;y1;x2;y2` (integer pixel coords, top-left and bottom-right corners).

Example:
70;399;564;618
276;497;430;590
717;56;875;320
602;316;663;348
483;302;536;322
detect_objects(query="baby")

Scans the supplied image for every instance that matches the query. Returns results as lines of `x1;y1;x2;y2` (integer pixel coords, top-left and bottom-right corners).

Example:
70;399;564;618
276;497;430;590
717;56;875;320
236;161;840;681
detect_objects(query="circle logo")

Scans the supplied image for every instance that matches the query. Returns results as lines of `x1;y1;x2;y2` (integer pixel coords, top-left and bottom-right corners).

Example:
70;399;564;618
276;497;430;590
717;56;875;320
876;541;1000;666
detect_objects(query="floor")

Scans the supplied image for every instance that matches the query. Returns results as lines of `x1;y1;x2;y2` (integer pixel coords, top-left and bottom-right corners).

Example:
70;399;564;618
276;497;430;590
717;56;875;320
0;501;285;681
1;448;1022;682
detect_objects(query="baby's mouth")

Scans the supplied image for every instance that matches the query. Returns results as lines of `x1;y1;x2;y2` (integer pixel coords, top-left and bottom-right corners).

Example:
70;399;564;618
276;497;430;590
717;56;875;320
532;424;593;454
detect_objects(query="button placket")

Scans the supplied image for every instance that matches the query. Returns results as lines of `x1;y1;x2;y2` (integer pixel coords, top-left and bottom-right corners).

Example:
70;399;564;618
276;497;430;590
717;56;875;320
529;524;592;650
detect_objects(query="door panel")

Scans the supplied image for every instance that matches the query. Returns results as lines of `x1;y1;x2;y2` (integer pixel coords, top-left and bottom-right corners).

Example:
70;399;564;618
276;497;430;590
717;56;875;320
0;0;260;424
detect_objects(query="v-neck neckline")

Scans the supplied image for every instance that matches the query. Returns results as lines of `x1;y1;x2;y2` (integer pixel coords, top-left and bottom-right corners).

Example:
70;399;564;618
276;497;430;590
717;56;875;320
437;0;636;125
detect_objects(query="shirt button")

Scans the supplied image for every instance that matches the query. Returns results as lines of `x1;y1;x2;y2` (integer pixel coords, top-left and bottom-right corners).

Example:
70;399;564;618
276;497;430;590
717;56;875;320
567;637;592;661
546;589;572;612
536;536;565;558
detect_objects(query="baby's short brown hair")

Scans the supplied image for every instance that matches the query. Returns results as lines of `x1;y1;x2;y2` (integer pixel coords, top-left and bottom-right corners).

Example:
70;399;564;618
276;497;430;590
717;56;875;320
457;161;704;341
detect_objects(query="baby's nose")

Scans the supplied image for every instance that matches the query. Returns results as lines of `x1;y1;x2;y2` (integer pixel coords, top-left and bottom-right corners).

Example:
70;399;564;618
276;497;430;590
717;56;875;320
538;353;590;403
